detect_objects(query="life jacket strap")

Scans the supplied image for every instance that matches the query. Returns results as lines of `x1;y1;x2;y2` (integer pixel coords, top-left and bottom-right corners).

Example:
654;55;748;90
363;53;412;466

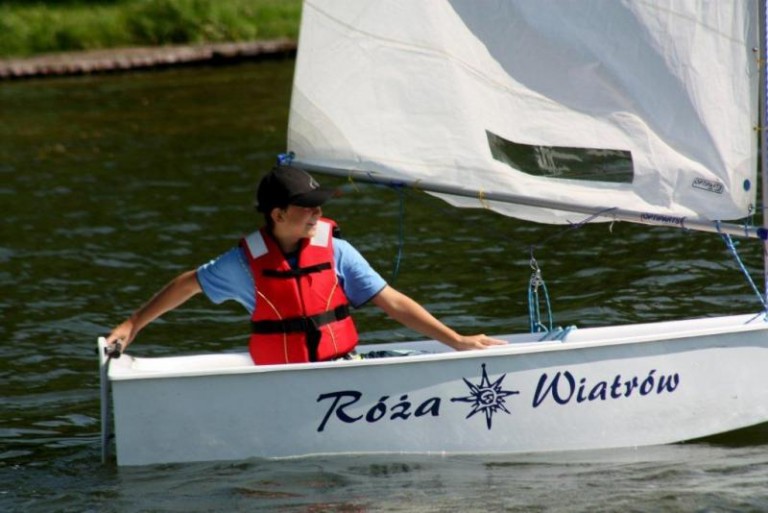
262;262;332;278
250;304;351;335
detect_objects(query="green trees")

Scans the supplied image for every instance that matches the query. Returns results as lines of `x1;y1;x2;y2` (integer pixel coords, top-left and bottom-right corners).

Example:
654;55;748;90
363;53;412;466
0;0;301;58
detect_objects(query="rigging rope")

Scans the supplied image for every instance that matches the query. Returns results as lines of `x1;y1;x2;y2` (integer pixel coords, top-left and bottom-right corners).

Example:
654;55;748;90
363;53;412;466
390;183;406;283
523;209;616;334
716;221;768;311
527;253;554;333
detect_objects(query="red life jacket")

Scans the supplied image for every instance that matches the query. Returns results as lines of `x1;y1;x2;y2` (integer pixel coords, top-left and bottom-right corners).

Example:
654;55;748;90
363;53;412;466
241;218;358;365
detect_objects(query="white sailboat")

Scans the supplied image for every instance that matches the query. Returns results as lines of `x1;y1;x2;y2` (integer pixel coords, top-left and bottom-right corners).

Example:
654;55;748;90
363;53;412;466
99;0;768;466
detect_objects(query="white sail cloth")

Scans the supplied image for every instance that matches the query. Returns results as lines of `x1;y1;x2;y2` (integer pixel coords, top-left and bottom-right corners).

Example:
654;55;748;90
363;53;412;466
288;0;759;224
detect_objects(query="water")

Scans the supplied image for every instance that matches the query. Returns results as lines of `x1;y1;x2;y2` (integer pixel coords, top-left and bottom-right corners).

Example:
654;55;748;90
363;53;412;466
2;60;768;512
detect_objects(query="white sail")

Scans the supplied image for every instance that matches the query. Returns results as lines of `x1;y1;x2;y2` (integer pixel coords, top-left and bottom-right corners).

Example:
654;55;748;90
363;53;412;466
288;0;759;225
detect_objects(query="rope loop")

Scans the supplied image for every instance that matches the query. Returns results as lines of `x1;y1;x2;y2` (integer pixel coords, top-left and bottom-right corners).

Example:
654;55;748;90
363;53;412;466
528;249;554;333
477;189;491;209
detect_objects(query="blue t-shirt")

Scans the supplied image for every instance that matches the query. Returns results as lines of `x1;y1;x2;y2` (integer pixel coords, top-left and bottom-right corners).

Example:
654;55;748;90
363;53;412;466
196;237;387;313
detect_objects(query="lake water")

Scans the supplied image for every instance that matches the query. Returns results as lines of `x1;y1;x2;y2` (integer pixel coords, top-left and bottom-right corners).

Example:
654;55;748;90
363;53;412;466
3;59;768;512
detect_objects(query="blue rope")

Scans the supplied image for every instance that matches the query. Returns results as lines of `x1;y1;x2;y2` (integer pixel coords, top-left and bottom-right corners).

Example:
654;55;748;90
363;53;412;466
528;255;554;333
327;169;408;284
390;184;406;284
716;222;768;311
524;209;612;335
538;325;577;342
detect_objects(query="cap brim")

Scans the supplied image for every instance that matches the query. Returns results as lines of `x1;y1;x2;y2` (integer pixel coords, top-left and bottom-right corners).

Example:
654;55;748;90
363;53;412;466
290;188;335;207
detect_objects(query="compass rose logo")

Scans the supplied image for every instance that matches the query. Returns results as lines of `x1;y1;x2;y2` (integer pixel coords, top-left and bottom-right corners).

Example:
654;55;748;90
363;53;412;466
451;364;520;430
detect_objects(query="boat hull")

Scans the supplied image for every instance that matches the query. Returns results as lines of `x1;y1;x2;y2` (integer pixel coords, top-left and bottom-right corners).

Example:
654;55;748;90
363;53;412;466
99;313;768;466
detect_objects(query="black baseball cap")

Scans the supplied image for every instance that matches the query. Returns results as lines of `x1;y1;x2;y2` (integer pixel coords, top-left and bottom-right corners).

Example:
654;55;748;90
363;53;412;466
256;165;335;213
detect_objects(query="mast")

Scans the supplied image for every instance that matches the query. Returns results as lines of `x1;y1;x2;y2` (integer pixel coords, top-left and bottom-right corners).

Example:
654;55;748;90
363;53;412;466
761;0;768;302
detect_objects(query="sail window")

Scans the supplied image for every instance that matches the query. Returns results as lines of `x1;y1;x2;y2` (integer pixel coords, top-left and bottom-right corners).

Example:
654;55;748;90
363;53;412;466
486;131;634;184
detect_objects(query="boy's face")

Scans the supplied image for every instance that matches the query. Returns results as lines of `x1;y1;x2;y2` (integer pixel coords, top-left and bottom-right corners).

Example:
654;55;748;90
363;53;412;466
278;204;322;239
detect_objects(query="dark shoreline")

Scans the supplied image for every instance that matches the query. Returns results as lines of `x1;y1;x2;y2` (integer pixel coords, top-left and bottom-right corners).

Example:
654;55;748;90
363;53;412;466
0;39;297;80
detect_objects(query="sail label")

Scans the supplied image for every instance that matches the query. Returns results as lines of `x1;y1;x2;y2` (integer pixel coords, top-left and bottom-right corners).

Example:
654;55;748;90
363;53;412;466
639;213;686;226
315;364;680;432
692;177;724;194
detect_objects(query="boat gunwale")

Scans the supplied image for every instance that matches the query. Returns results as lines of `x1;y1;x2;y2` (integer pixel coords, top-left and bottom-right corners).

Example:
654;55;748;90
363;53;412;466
100;312;768;382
